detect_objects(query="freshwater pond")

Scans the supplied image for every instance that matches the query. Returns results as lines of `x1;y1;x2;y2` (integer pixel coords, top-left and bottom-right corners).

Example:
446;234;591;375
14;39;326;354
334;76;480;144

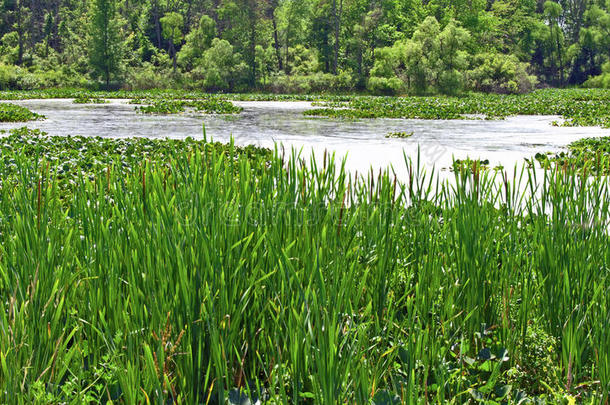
2;98;609;179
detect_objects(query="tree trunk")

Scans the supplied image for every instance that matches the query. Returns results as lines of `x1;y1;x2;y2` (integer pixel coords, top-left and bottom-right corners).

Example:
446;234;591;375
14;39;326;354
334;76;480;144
16;0;24;65
185;0;193;31
332;0;338;74
29;0;43;44
272;16;283;71
152;0;162;48
556;32;564;85
285;6;291;74
249;15;256;86
170;41;177;72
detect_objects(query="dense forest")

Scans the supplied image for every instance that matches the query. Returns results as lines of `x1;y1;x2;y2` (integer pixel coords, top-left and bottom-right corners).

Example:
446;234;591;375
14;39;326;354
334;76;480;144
1;0;610;94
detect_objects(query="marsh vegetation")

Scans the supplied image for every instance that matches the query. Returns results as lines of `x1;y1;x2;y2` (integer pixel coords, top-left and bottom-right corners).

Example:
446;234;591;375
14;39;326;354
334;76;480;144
0;126;610;403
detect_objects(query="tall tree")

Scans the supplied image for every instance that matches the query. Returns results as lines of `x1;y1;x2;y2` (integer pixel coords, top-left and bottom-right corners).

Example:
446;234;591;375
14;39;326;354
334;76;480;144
13;0;31;65
331;0;342;74
311;1;333;72
160;11;184;72
267;0;283;71
89;0;123;87
544;1;565;85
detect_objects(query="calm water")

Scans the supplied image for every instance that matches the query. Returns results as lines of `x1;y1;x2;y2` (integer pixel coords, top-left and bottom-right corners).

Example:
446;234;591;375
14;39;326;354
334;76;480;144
2;99;609;178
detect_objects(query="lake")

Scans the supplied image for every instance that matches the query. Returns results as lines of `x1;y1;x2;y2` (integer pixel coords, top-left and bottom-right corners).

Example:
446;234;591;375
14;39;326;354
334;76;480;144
2;98;608;178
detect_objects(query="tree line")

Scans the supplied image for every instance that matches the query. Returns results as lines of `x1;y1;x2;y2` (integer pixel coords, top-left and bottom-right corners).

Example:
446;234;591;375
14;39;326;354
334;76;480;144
1;0;609;93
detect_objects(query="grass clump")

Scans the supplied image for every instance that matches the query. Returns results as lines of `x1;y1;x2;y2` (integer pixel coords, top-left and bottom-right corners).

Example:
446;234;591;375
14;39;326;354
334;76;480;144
0;103;44;122
0;129;610;403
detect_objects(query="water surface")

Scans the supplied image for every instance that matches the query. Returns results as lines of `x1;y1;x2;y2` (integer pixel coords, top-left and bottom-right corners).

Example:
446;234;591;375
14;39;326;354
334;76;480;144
2;99;608;178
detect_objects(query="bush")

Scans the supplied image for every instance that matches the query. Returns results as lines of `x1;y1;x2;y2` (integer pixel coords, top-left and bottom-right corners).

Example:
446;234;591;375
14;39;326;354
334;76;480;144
437;69;464;96
123;63;175;90
267;71;355;94
584;61;610;89
286;45;318;76
467;53;538;94
191;38;247;92
0;64;37;89
366;76;404;95
0;63;90;90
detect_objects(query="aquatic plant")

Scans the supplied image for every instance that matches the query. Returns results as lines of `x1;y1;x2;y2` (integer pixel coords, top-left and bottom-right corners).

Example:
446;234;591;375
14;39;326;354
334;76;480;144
0;103;44;122
0;129;609;403
537;136;610;175
135;99;243;114
72;96;108;104
0;127;269;199
2;88;610;127
385;131;414;138
304;89;610;128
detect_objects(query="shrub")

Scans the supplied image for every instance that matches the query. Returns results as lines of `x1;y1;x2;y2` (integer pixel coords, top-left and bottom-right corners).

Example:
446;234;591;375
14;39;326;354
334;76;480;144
123;63;175;90
467;53;538;94
437;69;464;96
267;71;355;94
0;63;90;90
366;76;404;95
194;38;247;91
584;61;610;89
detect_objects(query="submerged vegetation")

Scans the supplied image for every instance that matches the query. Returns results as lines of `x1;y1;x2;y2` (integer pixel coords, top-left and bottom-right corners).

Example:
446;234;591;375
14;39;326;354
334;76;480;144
0;103;44;122
0;127;609;403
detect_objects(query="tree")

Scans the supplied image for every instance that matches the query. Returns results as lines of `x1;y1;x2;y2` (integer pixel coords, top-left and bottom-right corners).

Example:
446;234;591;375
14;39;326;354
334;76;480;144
178;14;216;69
568;4;610;83
266;0;283;71
89;0;123;87
437;21;470;94
198;37;244;90
12;0;31;65
369;17;466;95
311;1;333;73
2;0;607;91
43;13;53;57
331;0;342;74
544;1;566;85
160;12;184;72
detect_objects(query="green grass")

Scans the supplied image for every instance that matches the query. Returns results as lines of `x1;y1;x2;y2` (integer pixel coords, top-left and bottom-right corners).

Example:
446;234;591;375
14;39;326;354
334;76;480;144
0;128;609;403
0;127;269;200
0;103;44;122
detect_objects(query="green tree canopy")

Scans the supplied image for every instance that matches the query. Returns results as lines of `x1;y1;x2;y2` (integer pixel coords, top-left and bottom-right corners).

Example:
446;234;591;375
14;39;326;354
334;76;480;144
88;0;123;87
